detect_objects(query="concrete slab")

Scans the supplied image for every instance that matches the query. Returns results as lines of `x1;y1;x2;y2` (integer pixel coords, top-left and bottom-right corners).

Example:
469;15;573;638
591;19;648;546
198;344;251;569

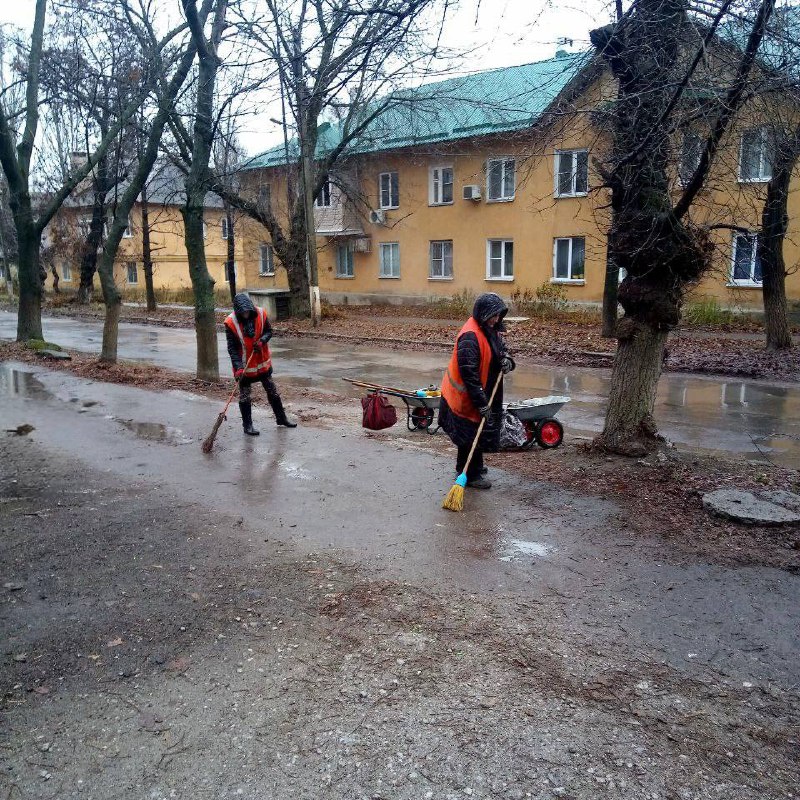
702;488;800;526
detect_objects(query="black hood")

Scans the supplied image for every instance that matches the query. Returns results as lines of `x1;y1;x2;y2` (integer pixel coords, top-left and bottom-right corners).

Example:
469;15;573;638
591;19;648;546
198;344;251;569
472;292;508;327
233;292;256;320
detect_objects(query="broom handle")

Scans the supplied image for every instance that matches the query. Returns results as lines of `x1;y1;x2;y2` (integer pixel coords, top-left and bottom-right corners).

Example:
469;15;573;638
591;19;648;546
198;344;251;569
221;349;256;417
460;370;504;476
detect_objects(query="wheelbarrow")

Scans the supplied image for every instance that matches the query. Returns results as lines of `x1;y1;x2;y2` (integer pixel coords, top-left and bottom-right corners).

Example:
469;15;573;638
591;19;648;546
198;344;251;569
342;378;442;434
504;396;570;448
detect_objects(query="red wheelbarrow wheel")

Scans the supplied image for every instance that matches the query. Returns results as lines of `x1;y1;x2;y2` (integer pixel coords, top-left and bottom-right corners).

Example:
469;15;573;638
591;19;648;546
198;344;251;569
411;407;435;429
536;418;563;449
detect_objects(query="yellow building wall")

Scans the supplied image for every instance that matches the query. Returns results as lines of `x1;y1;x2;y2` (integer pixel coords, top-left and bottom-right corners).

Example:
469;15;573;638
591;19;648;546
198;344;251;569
44;204;258;298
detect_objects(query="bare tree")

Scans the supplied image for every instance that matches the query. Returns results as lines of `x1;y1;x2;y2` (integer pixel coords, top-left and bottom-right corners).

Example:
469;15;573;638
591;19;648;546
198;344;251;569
0;0;158;342
590;0;775;455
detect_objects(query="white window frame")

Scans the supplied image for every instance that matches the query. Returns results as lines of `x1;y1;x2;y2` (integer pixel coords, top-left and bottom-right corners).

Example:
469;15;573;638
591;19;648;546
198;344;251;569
61;261;72;282
259;243;275;276
738;127;772;183
554;149;589;198
429;165;454;206
552;237;586;284
486;239;514;281
378;242;400;279
126;260;138;284
379;172;399;209
314;178;332;208
202;221;207;239
335;243;354;278
486;157;515;202
729;231;762;287
121;215;134;238
429;240;453;280
221;216;230;240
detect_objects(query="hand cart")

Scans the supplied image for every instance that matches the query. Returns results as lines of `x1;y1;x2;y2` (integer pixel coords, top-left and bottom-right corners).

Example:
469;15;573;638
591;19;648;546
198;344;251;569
342;378;442;433
505;396;570;448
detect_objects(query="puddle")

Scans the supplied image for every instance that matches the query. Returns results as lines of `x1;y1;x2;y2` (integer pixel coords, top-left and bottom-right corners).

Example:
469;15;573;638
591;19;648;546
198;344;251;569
278;461;314;480
117;419;193;445
0;365;52;400
497;538;551;562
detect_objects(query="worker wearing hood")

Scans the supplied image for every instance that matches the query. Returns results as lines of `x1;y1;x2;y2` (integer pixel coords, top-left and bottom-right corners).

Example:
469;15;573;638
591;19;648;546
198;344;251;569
224;292;296;434
439;292;515;489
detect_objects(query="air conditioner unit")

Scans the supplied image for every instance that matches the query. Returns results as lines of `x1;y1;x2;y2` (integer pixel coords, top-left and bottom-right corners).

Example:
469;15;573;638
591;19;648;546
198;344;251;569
369;209;386;225
462;185;482;201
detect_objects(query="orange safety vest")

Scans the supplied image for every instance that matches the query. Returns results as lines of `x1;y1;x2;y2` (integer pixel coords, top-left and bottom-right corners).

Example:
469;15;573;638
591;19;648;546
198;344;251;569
441;317;491;423
224;307;273;377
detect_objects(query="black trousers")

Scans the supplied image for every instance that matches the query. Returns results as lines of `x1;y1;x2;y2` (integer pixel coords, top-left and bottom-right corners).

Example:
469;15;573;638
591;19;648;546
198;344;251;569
456;444;484;480
238;373;280;404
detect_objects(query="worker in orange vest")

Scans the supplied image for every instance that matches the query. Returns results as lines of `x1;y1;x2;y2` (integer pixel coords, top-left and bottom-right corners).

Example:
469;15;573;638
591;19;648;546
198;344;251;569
224;292;297;435
439;293;515;489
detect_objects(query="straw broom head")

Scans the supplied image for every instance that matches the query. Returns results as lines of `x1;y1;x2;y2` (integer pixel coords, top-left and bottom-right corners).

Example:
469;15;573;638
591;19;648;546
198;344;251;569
442;472;467;512
201;412;226;453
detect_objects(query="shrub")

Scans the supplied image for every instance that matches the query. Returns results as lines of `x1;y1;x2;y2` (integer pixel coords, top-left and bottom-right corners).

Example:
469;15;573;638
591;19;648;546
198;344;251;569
510;282;568;317
683;298;737;327
430;288;476;318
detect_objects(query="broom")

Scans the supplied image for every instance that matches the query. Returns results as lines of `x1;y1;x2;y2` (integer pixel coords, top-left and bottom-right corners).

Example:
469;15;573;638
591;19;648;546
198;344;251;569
201;351;255;453
442;370;504;512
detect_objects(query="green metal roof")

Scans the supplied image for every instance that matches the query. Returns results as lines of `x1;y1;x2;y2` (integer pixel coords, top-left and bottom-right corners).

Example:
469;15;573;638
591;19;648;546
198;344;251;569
244;51;592;170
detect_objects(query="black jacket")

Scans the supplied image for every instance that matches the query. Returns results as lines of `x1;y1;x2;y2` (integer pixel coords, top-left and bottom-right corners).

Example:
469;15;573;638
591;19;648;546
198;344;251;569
225;292;273;372
439;293;509;449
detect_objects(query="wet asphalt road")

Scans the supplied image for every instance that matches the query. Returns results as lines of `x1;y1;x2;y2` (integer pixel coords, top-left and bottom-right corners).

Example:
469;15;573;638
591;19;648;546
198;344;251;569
1;360;799;692
1;310;799;468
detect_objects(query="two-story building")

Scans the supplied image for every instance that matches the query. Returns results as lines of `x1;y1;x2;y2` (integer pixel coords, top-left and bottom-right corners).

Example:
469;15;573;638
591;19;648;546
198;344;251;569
240;45;800;311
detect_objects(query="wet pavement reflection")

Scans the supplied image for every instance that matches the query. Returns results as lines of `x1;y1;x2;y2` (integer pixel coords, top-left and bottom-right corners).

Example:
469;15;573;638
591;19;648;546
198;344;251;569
2;310;799;467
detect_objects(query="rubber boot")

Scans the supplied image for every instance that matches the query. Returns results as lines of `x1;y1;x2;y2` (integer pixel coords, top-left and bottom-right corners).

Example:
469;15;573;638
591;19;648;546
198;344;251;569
239;402;260;436
270;395;297;428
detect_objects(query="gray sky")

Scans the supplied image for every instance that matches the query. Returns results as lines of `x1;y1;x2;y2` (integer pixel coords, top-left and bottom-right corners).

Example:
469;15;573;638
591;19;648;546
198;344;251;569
0;0;613;155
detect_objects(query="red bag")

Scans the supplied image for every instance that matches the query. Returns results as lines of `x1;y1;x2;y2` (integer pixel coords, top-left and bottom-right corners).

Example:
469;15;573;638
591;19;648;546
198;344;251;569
361;391;398;430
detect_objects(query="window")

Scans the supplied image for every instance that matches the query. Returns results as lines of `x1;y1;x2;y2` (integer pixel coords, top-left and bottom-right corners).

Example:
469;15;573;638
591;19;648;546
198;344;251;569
78;217;92;238
224;262;238;283
429;240;453;279
126;261;138;284
257;185;271;210
221;216;231;240
336;244;354;278
487;158;515;201
429;165;454;205
730;232;762;285
555;150;588;197
315;179;332;208
486;239;514;280
121;215;133;238
739;128;773;182
61;261;72;282
379;172;399;209
553;237;586;282
202;221;207;239
679;131;702;186
259;244;274;276
379;242;400;278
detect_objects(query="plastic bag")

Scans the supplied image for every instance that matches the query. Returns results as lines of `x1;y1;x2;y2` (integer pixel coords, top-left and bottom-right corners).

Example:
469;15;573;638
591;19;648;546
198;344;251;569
361;391;398;430
499;411;528;449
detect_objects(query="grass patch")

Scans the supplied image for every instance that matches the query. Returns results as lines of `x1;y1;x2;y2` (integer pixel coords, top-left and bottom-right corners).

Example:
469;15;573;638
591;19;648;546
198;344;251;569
428;288;476;319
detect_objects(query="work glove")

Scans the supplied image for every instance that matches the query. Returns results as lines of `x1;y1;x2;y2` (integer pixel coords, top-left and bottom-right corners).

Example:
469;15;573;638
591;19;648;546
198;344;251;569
234;368;244;380
478;405;491;420
256;331;272;349
501;355;516;374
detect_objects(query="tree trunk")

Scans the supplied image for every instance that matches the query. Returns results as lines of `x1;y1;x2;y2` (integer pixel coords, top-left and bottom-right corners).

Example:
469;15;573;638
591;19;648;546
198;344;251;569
140;188;157;312
225;204;236;301
182;204;219;381
77;158;110;304
100;298;122;362
51;264;59;293
601;250;619;337
596;317;668;456
14;214;44;341
759;144;794;351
